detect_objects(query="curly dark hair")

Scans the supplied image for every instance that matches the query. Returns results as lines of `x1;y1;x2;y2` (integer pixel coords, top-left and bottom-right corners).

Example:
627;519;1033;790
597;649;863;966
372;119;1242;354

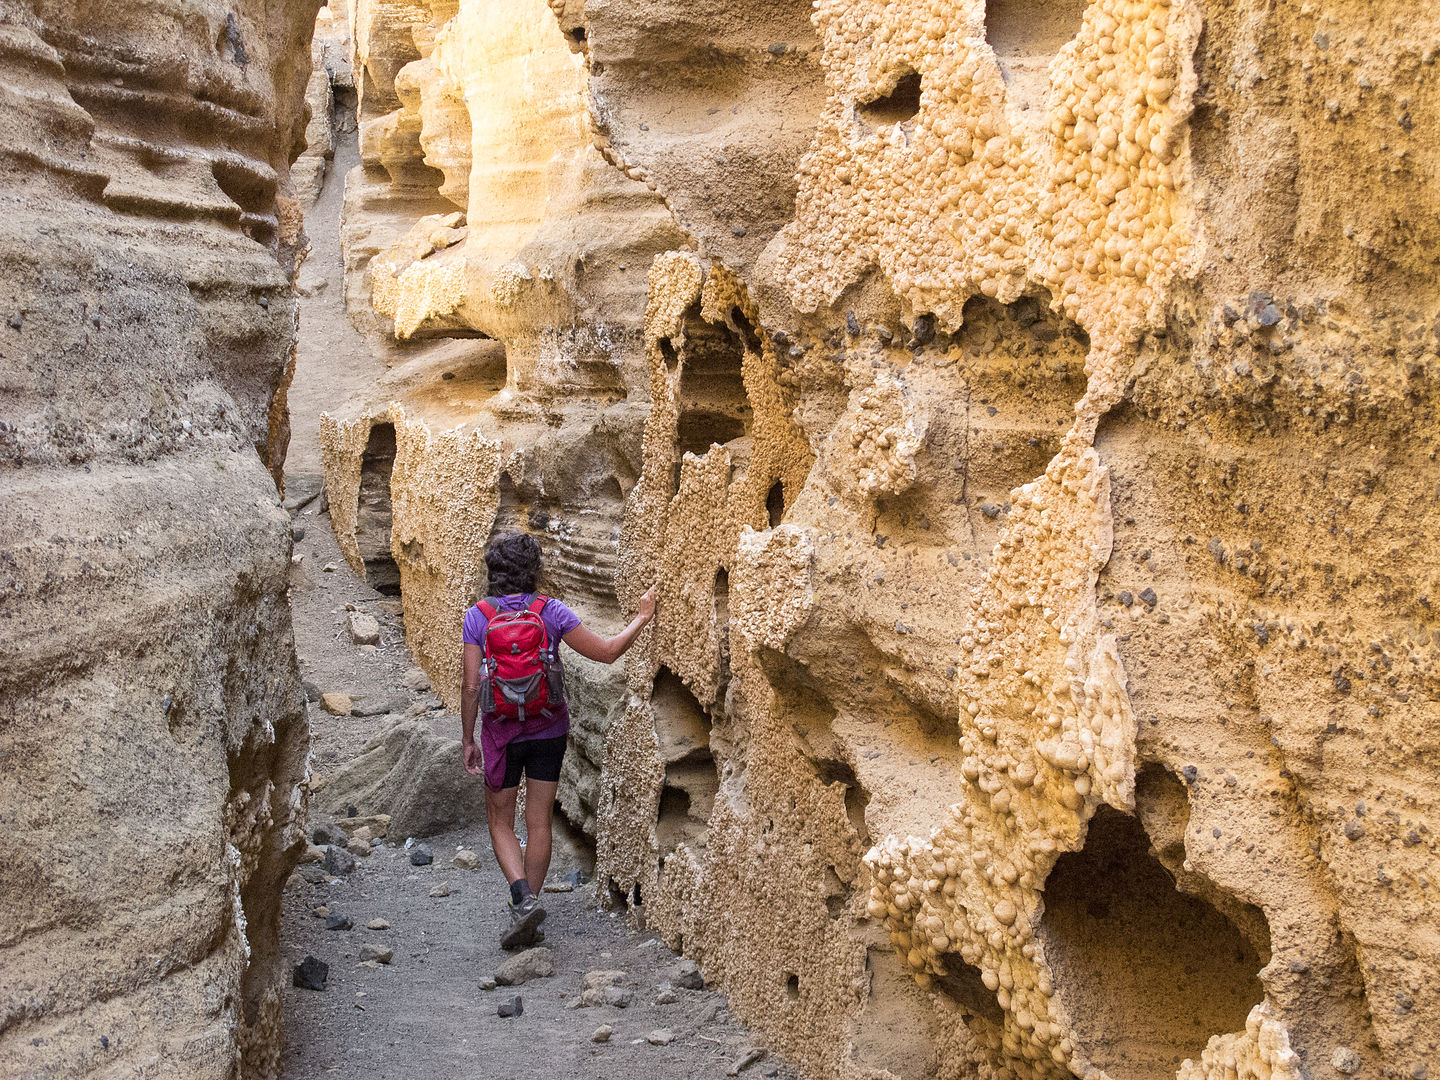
484;532;542;597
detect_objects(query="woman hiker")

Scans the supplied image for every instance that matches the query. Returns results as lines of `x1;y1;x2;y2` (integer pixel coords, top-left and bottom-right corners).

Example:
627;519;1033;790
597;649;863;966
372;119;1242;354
460;532;656;949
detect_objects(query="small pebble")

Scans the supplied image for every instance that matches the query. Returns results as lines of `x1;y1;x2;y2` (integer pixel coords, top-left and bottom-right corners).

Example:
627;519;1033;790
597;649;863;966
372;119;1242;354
498;996;523;1018
671;958;704;991
358;944;393;964
367;918;390;930
429;883;451;898
592;1025;613;1043
478;976;497;991
292;956;329;991
1332;1048;1361;1075
410;843;434;866
647;1029;674;1046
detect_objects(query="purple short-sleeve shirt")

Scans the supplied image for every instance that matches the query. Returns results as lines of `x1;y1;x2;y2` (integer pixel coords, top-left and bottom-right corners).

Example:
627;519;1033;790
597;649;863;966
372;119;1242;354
463;594;581;745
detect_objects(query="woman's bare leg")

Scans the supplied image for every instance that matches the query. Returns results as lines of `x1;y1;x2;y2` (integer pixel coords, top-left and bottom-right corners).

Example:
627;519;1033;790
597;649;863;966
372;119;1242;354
522;778;558;893
485;785;525;885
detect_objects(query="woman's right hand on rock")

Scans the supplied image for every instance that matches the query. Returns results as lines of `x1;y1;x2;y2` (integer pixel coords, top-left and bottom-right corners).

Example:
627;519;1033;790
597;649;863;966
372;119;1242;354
637;584;657;624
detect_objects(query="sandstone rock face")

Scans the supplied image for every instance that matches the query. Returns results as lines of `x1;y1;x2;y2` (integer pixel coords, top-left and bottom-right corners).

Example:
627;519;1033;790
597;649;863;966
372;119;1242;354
0;0;319;1076
318;2;1440;1080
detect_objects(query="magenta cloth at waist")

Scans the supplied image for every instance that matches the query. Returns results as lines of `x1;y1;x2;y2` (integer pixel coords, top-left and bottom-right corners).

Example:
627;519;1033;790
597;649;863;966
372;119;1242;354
479;706;568;790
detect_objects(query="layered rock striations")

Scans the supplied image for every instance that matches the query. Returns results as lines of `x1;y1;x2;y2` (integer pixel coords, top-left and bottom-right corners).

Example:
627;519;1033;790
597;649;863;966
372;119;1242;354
0;0;319;1075
323;1;1440;1080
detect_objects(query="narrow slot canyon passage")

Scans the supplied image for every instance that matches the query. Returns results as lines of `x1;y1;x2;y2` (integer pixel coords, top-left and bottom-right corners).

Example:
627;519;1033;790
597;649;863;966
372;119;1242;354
270;7;802;1079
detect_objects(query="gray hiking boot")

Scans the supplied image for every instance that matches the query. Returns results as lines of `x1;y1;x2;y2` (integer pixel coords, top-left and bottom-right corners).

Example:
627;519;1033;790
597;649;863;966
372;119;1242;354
501;893;546;951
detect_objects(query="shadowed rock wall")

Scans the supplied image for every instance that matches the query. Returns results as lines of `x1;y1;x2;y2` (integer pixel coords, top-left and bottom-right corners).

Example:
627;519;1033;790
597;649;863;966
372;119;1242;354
320;1;1440;1079
0;0;319;1075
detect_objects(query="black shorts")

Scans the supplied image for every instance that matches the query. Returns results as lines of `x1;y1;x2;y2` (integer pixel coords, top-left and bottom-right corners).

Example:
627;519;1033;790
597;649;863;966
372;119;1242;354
501;735;567;788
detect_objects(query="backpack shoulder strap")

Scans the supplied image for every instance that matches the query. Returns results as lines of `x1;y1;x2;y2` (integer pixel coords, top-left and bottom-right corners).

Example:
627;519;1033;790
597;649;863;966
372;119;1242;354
526;595;549;615
477;598;499;619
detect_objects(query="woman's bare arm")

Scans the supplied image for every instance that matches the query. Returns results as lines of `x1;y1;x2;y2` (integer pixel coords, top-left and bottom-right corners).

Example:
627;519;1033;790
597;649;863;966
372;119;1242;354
460;642;484;774
562;585;657;665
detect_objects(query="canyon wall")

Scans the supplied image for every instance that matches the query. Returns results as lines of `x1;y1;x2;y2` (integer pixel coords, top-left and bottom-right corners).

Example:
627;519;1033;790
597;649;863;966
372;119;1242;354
323;2;1440;1080
0;0;318;1075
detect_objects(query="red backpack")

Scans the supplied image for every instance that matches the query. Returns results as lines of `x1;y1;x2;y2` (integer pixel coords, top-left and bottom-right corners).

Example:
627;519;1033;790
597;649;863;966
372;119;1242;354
475;595;563;722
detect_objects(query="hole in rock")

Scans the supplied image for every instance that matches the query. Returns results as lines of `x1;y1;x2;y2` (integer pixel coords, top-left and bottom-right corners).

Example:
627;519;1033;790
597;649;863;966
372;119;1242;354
1133;762;1274;961
766;480;786;527
608;877;629;909
933;953;1005;1027
670;305;752;493
659;337;679;372
632;882;643;907
357;422;401;595
713;566;732;686
713;566;730;628
763;650;872;846
954;293;1089;498
1040;806;1267;1080
985;0;1088;113
330;84;357;133
488;471;523;543
211;157;274;216
652;668;718;857
859;69;922;128
1134;762;1191;867
553;801;596;874
806;752;871;846
785;973;800;1001
595;474;626;506
677;411;748;466
730;306;762;353
569;26;587;43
